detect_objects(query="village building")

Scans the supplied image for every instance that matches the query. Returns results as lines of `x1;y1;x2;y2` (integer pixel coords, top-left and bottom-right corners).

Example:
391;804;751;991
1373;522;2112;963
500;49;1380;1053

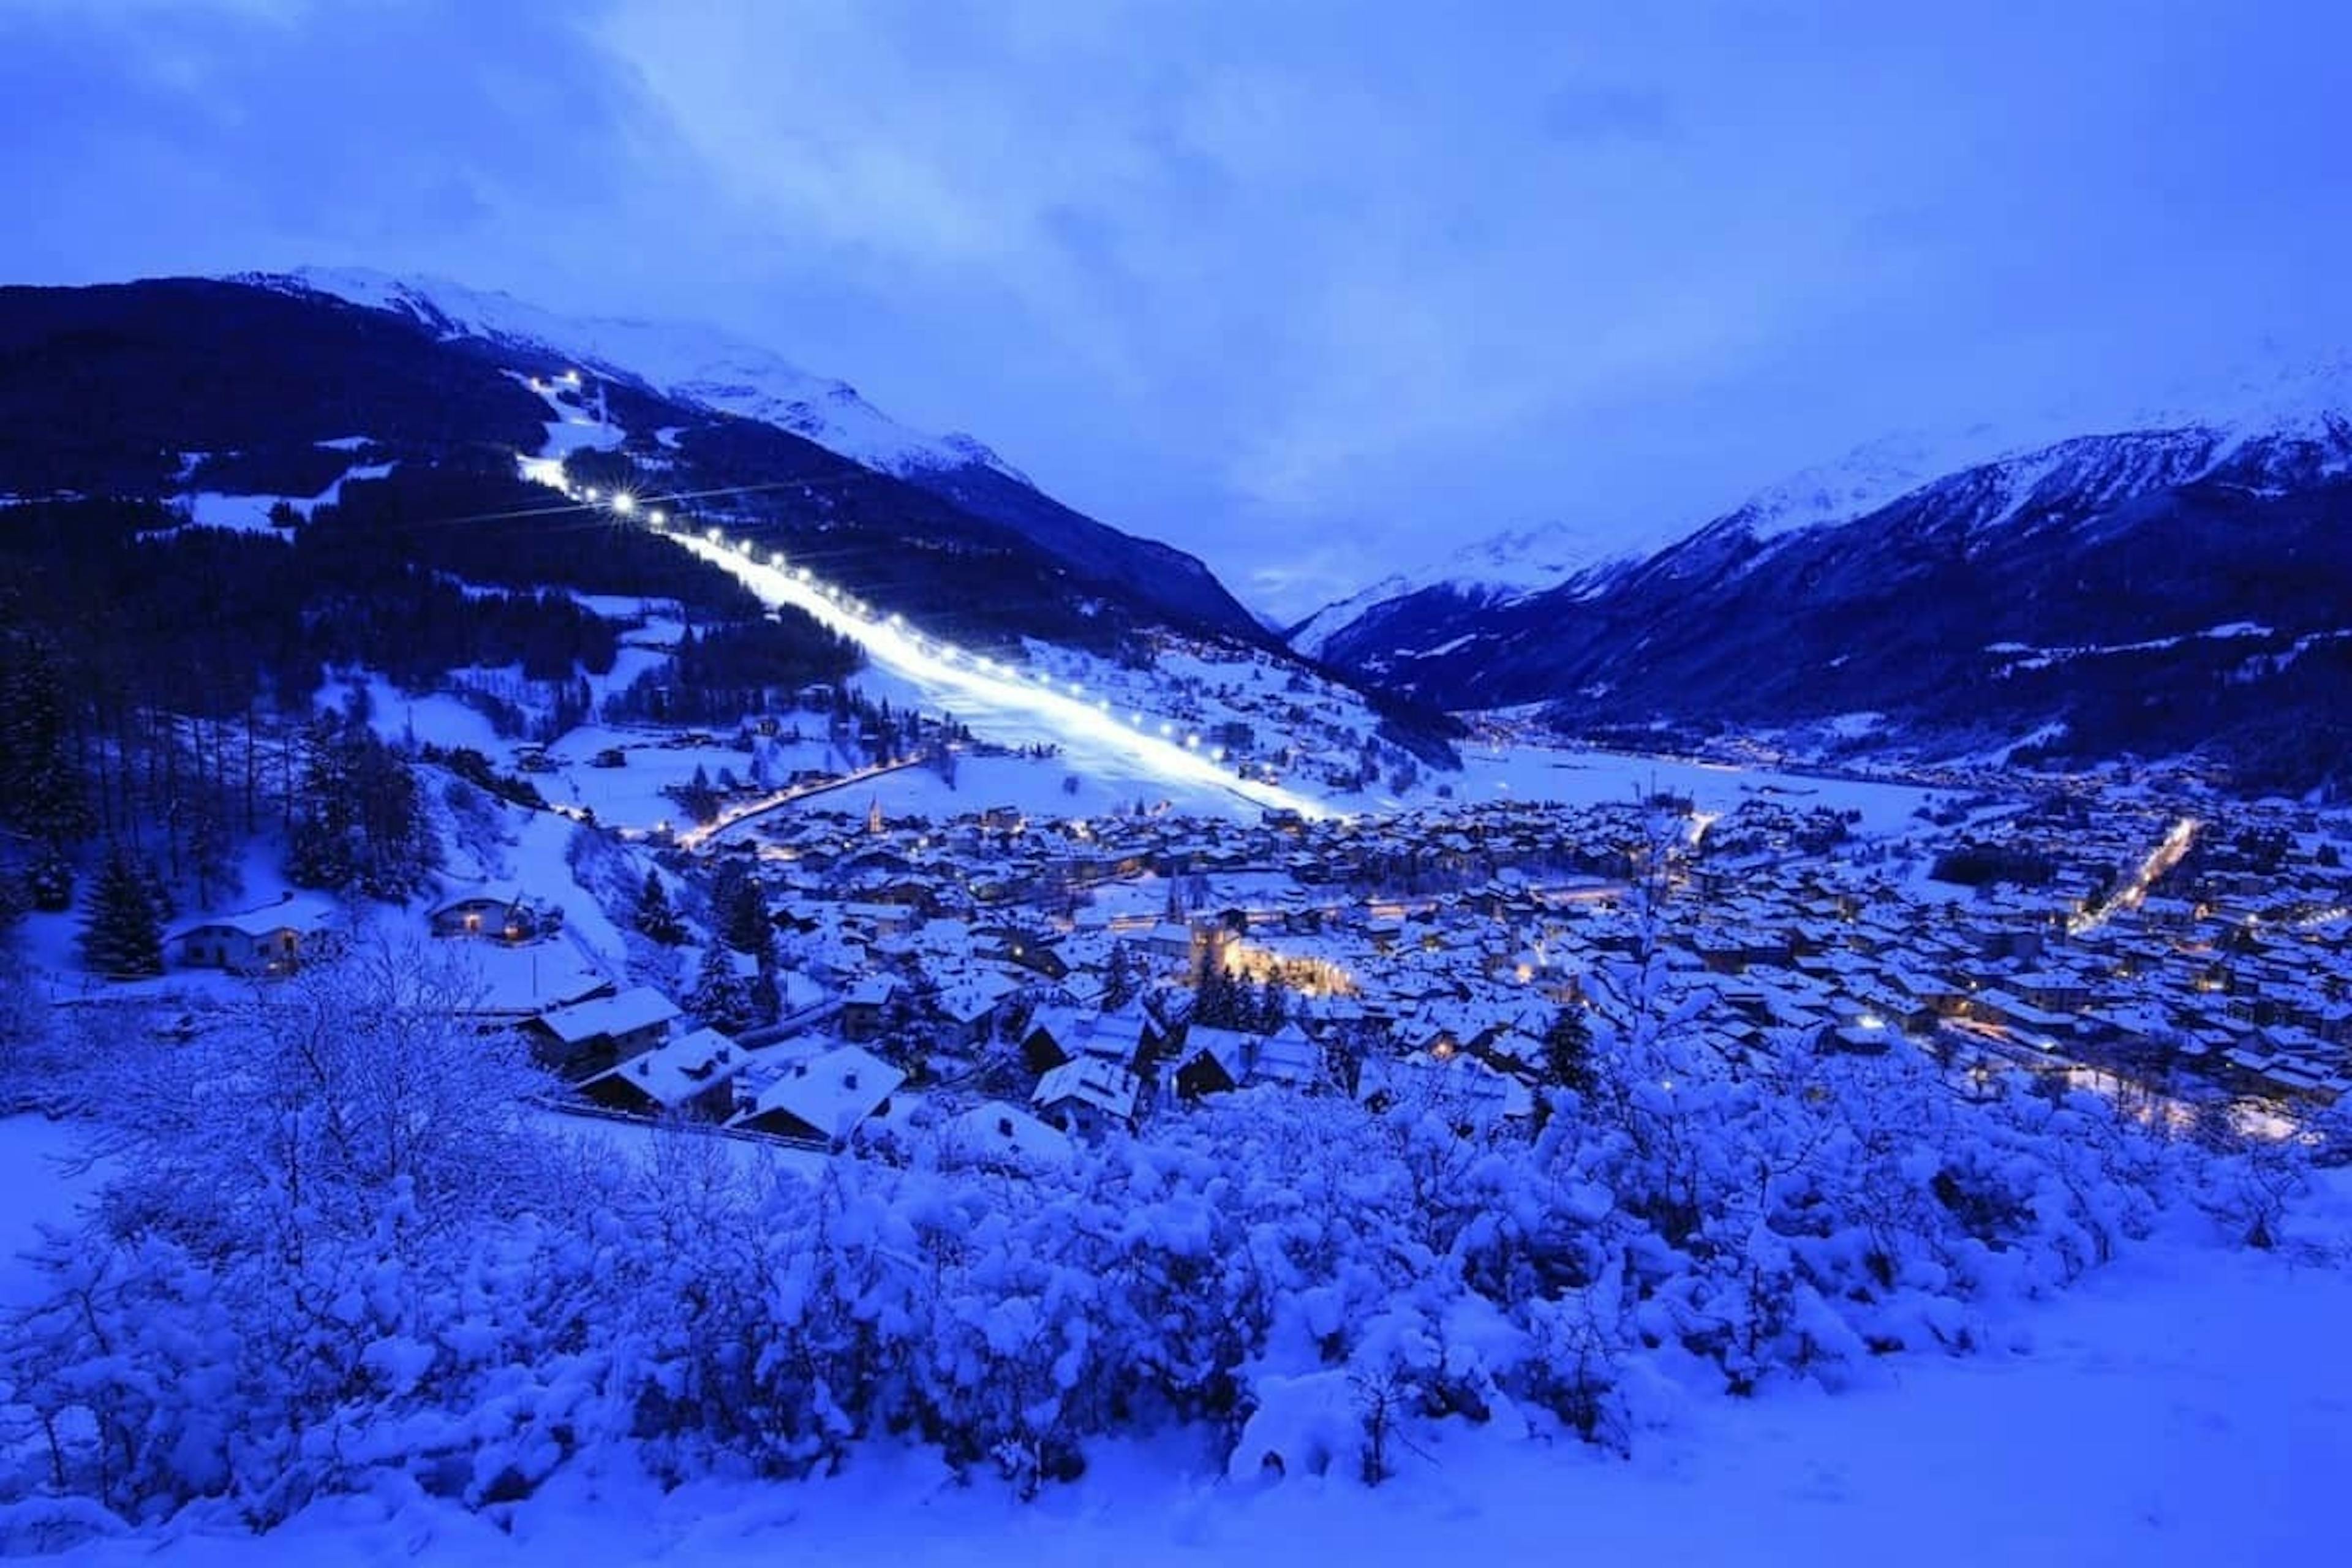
579;1027;748;1120
524;986;680;1077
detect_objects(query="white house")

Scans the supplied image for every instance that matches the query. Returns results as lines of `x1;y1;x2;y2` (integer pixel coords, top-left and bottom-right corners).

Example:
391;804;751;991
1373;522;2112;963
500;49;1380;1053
170;892;342;976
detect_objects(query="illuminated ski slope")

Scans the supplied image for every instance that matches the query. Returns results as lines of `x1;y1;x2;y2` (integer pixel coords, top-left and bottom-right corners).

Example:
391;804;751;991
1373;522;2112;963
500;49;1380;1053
663;524;1333;821
498;394;1332;821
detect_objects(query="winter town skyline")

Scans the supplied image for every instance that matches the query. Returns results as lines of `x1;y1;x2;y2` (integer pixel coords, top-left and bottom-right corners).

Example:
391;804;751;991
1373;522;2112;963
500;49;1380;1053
6;0;2352;615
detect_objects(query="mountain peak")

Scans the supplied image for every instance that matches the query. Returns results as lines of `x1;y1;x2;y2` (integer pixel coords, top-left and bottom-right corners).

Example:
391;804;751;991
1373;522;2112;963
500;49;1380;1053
233;266;1031;486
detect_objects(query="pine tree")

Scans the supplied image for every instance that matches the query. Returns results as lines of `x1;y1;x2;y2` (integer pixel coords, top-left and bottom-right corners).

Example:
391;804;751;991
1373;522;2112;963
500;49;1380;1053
1190;948;1248;1030
710;861;768;953
685;941;753;1033
1540;1005;1596;1096
288;714;434;900
634;869;685;945
80;846;163;979
0;624;94;851
1252;978;1291;1033
677;764;720;826
1101;940;1139;1012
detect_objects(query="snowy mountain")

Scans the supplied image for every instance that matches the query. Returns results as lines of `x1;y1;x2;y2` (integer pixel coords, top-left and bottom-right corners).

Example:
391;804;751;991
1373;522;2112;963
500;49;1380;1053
1310;369;2352;789
1288;520;1623;659
0;273;1268;646
1298;358;2352;671
231;268;1265;644
236;267;1034;486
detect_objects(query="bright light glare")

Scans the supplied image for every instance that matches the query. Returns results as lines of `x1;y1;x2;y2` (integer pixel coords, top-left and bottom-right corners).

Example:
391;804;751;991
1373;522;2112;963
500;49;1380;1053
609;493;635;516
670;533;1328;821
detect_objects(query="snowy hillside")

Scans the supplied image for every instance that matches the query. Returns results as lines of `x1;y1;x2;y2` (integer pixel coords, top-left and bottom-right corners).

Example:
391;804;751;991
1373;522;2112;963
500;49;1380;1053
1299;356;2352;667
237;268;1031;484
1721;354;2352;548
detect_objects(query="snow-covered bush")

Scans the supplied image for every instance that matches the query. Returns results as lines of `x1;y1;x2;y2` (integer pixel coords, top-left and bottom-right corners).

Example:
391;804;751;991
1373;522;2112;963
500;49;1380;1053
0;936;2320;1533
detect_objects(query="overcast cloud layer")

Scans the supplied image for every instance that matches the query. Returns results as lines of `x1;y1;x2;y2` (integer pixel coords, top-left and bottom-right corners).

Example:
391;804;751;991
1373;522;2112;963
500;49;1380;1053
6;1;2349;617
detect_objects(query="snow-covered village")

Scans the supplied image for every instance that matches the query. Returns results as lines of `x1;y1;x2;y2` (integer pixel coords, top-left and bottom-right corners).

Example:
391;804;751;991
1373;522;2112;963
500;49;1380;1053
6;7;2352;1563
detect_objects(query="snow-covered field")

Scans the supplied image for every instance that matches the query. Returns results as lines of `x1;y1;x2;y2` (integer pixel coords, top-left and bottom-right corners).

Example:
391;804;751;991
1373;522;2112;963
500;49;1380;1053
1449;743;1945;837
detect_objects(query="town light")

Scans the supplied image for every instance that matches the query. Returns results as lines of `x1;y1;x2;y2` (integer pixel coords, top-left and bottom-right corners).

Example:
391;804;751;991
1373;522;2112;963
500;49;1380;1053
609;492;635;516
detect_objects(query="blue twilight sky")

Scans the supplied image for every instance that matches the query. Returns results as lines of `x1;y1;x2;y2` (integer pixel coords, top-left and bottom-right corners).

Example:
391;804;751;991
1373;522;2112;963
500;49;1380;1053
4;0;2350;618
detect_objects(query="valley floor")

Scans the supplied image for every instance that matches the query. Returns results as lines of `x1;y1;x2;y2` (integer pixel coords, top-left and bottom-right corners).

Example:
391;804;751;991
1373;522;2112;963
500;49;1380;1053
10;1112;2348;1568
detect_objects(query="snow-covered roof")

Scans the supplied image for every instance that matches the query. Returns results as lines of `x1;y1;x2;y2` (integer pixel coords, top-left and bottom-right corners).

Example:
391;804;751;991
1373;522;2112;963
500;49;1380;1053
1182;1025;1255;1080
1250;1023;1324;1087
428;881;525;916
844;975;899;1008
533;985;679;1046
1359;1052;1532;1122
585;1026;747;1111
1033;1057;1141;1121
938;1101;1072;1171
737;1044;905;1139
171;892;342;941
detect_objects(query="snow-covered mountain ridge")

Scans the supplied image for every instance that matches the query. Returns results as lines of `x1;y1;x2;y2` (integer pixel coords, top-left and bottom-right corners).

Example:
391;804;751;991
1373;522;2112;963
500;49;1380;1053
1288;521;1624;659
235;267;1031;486
1298;356;2352;655
1299;356;2352;790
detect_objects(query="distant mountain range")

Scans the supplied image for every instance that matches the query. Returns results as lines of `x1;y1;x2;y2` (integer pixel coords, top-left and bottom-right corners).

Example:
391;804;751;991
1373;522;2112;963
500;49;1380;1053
1295;367;2352;792
8;269;2346;792
0;271;1267;651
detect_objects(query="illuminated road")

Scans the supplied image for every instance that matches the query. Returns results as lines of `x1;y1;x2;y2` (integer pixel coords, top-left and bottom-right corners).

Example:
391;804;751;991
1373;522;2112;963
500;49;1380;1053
677;760;917;851
2070;815;2199;935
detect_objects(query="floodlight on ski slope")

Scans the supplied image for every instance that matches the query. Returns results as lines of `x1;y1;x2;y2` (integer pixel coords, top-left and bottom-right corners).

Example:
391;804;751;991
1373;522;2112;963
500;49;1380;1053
668;529;1331;821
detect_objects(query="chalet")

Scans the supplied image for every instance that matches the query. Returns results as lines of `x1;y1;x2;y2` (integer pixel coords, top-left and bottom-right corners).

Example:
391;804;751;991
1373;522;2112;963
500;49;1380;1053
578;1027;748;1120
524;986;679;1076
731;1045;905;1145
839;974;899;1042
842;901;917;939
1175;1021;1326;1096
1032;1057;1143;1139
930;972;1016;1048
1250;1022;1324;1088
1144;922;1200;966
1022;1006;1154;1074
1172;1024;1254;1098
427;883;550;943
170;893;342;976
